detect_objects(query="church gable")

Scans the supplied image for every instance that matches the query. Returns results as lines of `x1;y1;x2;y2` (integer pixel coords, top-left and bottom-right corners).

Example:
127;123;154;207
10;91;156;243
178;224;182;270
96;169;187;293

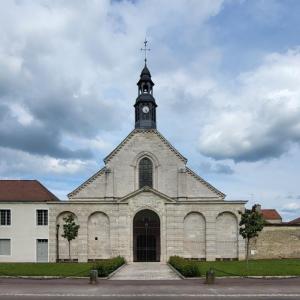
104;129;187;164
185;167;225;199
68;168;107;200
105;129;187;198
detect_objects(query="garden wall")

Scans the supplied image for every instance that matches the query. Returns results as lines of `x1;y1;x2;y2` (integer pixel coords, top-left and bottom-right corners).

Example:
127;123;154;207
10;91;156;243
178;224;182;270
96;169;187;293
250;224;300;259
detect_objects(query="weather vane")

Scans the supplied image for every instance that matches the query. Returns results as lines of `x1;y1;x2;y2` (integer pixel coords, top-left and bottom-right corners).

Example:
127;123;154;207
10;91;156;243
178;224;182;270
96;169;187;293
141;38;150;64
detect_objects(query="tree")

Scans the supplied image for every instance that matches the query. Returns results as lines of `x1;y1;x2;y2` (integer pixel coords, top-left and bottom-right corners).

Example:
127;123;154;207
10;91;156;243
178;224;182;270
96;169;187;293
239;204;265;265
61;214;80;261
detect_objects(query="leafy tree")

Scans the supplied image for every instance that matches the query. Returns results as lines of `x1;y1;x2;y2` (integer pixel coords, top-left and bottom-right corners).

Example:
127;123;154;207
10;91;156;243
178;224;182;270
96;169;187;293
239;204;265;265
61;214;80;261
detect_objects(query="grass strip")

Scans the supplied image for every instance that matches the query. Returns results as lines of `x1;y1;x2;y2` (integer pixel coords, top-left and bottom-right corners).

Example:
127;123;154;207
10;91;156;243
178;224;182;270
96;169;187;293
169;256;300;277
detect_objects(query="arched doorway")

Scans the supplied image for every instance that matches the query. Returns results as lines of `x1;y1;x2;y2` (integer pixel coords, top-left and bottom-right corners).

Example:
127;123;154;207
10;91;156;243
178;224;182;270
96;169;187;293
133;209;160;262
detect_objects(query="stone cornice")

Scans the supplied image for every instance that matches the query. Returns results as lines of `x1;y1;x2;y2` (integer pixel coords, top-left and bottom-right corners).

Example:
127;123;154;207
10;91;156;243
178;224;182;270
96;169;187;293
46;199;246;205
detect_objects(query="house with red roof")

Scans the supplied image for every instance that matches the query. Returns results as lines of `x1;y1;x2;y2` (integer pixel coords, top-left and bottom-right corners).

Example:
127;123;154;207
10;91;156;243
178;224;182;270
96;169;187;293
261;209;282;224
0;180;59;262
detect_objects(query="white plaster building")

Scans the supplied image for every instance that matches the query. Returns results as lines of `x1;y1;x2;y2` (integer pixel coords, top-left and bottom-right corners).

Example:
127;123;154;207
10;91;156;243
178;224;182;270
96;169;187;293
0;180;58;262
0;63;246;263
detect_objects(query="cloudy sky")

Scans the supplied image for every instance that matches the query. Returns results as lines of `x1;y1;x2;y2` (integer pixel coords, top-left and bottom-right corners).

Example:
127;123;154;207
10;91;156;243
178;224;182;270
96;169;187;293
1;0;300;221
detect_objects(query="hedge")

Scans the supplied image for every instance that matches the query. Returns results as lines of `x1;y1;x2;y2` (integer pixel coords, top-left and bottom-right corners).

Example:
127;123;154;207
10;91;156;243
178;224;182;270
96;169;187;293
169;256;201;277
93;256;125;277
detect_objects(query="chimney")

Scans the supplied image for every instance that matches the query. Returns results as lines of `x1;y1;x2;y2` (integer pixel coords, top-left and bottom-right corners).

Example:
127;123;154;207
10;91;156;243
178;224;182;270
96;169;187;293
254;204;261;213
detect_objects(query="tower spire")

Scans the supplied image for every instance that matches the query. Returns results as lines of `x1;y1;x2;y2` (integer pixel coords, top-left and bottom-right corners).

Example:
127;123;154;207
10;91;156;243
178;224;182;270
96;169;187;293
134;40;157;129
140;38;150;64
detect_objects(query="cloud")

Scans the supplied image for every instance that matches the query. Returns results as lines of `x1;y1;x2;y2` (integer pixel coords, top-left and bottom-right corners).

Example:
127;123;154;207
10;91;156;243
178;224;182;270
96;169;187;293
0;0;224;162
0;147;96;176
199;161;234;174
198;48;300;162
0;0;227;195
281;202;300;214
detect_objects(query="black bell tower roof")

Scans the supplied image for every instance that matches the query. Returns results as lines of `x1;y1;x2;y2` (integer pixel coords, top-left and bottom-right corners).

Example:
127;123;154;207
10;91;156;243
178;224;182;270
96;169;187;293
134;40;157;129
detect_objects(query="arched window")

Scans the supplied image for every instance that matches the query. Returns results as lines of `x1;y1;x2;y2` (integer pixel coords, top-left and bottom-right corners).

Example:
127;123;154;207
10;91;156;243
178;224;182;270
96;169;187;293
139;157;153;188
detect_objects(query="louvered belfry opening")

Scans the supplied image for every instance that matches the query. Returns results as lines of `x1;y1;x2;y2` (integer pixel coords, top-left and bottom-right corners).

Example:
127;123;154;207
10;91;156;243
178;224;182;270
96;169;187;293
139;157;153;188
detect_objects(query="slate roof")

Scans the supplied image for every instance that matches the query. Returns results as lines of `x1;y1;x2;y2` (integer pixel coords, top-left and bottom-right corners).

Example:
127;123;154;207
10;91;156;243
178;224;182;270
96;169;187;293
289;217;300;224
261;209;282;220
0;180;60;202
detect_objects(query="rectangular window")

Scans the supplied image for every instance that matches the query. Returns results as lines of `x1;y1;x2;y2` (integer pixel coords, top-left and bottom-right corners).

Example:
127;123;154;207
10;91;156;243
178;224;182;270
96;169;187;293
0;210;11;226
37;210;48;226
0;239;11;255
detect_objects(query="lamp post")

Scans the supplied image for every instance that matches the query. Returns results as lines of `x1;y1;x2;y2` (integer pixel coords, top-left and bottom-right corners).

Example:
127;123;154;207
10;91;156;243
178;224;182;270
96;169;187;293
145;220;148;262
56;224;60;262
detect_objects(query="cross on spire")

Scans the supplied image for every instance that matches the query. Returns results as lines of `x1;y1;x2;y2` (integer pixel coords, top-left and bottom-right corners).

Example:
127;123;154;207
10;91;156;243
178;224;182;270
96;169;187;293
140;38;150;64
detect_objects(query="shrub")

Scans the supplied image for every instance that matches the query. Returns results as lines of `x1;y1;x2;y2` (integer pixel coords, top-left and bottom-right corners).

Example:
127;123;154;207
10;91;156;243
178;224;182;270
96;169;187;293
169;256;201;277
93;256;125;277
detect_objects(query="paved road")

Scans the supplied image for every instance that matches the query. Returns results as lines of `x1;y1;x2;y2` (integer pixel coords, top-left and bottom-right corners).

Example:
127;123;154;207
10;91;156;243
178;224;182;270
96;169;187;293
0;277;300;299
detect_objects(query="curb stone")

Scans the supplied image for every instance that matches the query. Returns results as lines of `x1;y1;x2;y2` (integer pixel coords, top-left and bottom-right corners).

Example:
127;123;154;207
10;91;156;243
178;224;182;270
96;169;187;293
167;263;185;279
107;263;127;279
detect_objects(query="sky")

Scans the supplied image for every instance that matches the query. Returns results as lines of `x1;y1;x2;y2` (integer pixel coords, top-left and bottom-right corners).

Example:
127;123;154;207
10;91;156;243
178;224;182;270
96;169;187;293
1;0;300;221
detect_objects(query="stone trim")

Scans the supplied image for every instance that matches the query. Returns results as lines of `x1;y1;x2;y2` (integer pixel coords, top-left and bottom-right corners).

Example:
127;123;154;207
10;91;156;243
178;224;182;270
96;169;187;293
67;167;106;198
185;167;226;199
49;199;246;205
172;200;246;204
104;129;187;164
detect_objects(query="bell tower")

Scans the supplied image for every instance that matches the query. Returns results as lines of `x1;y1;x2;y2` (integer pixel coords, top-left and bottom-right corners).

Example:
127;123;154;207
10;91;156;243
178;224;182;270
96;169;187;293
134;40;157;129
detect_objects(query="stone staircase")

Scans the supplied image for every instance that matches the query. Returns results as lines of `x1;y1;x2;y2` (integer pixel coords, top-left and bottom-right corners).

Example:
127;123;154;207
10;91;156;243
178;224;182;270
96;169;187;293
109;262;181;280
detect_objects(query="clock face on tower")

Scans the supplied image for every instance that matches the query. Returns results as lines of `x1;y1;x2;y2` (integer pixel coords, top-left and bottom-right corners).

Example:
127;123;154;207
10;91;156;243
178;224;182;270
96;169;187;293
142;106;150;113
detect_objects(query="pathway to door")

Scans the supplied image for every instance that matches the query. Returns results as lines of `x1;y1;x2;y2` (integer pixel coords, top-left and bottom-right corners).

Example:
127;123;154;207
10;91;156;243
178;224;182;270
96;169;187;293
109;262;181;280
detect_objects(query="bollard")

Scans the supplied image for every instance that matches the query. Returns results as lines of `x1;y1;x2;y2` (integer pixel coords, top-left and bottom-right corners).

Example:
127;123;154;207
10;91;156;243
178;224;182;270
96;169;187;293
205;268;215;284
89;269;98;284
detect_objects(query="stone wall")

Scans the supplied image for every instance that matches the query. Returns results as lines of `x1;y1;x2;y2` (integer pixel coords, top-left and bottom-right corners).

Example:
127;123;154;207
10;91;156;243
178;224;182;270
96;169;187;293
250;225;300;259
49;192;245;262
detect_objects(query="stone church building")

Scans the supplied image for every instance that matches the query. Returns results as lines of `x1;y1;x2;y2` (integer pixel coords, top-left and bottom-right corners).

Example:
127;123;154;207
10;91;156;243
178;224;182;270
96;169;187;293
48;63;246;263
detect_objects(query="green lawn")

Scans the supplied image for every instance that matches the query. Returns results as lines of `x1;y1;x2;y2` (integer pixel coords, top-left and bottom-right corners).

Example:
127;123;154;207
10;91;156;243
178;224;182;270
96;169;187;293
170;257;300;277
0;256;125;277
202;259;300;277
0;263;93;277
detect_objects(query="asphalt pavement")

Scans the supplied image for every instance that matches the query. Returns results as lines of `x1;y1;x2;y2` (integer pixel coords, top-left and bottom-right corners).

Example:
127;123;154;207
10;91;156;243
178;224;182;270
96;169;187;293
0;277;300;299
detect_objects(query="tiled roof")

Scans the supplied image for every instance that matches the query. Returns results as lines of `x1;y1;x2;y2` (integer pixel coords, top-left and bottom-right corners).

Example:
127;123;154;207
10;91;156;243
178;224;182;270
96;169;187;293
0;180;59;202
289;217;300;224
261;209;282;220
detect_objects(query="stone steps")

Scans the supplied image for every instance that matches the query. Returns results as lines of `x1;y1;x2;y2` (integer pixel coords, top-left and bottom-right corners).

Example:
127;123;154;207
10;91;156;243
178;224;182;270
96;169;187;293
109;262;181;280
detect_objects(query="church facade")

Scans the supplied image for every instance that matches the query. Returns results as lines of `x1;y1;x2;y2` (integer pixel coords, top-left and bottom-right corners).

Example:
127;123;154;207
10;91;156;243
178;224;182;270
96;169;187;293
48;63;246;263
